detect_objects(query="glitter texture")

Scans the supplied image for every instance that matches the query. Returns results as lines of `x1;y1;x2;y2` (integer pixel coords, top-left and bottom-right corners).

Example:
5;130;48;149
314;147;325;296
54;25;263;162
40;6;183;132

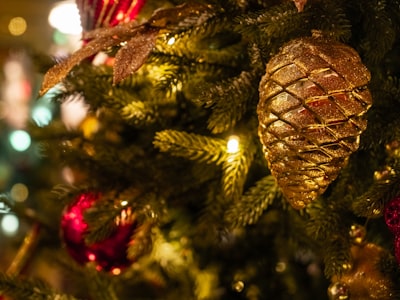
257;35;372;209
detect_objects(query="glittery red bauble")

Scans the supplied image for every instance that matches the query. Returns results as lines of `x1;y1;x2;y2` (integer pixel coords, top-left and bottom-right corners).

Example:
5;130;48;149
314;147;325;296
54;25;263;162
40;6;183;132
384;196;400;235
61;192;136;272
76;0;146;32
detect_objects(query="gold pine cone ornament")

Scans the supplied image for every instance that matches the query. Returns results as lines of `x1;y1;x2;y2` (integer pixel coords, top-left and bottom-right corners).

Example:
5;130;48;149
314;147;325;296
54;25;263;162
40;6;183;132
257;34;372;209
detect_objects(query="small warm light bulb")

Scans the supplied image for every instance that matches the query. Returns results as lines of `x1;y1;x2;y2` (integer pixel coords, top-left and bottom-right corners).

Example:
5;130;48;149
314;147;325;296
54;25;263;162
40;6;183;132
167;37;176;45
120;200;128;206
227;135;240;153
1;214;19;236
111;268;121;275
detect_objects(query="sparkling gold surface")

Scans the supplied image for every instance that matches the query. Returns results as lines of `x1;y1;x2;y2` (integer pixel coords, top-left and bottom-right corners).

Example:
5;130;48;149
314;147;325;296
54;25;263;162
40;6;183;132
330;243;394;300
257;36;372;209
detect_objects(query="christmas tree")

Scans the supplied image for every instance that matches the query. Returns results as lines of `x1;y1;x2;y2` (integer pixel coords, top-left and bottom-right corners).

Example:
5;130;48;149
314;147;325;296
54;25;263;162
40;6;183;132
1;0;400;299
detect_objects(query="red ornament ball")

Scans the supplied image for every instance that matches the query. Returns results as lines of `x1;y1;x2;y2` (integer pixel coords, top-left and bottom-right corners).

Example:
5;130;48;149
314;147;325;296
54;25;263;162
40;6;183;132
76;0;146;32
61;192;136;273
384;196;400;234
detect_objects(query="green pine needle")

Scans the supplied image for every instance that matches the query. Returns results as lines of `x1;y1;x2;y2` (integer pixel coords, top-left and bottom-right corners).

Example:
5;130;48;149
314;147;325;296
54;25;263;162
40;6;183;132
121;101;158;126
84;200;120;245
221;138;256;201
0;273;77;300
322;237;352;278
224;175;278;227
153;130;227;165
202;71;257;134
352;167;400;218
359;0;397;64
235;2;305;41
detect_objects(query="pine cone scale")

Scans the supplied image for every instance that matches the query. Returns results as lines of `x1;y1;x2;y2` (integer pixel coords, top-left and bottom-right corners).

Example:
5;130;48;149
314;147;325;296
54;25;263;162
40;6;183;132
308;69;349;91
286;80;325;99
268;92;302;115
271;64;307;86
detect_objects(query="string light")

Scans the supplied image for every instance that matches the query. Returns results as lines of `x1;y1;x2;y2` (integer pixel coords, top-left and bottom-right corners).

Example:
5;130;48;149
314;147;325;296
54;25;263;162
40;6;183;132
167;37;176;45
227;135;240;153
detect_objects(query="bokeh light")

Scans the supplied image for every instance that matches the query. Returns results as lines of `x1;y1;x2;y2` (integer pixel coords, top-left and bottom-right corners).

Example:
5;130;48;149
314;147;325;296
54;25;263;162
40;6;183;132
8;17;27;36
10;183;29;203
1;214;19;236
48;1;82;35
9;130;31;152
32;105;53;127
61;95;89;129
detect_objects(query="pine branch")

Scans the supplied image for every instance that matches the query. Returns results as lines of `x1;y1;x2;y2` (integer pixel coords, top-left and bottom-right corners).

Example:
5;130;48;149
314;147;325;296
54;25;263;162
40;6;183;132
305;203;353;277
147;61;186;95
156;2;219;31
121;101;159;126
221;138;256;201
306;200;348;242
84;268;119;300
84;197;120;245
127;222;155;261
50;184;82;207
382;76;400;100
153;130;227;165
62;64;155;112
309;2;352;41
195;182;231;244
359;0;396;65
0;273;77;300
224;175;278;227
235;2;306;42
198;71;258;134
322;236;352;278
28;120;79;142
352;164;400;218
84;191;164;245
157;13;245;68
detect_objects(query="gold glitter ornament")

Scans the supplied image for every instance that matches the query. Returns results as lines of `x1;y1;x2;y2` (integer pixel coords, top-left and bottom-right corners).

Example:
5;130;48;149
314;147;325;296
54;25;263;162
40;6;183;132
330;243;394;300
257;34;372;209
327;282;349;300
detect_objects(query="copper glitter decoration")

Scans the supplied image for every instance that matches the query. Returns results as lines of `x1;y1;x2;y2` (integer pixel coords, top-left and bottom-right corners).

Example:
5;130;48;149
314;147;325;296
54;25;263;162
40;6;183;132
39;3;212;96
257;34;372;209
